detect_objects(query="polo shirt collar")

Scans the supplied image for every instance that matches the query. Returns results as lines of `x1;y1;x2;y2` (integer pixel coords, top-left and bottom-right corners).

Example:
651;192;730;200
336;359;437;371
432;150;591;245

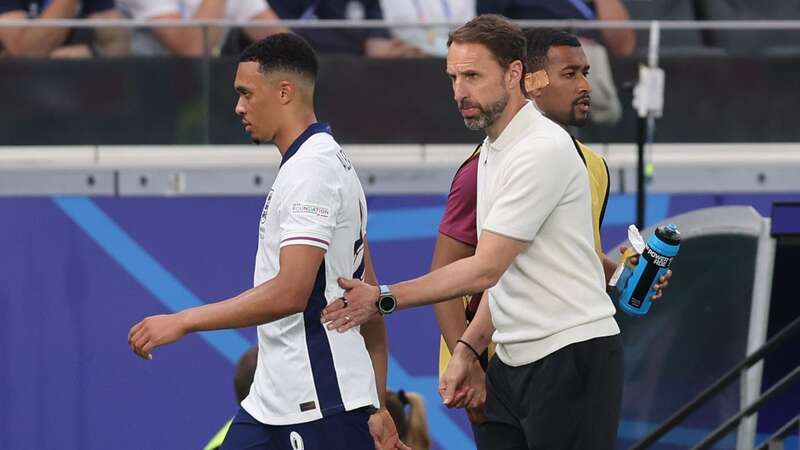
487;101;539;152
280;122;332;168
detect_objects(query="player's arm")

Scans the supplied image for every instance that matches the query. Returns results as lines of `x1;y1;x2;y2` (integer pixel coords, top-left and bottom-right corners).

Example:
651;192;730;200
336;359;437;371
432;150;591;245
128;244;323;360
358;239;411;450
359;238;388;407
431;233;475;354
0;0;77;57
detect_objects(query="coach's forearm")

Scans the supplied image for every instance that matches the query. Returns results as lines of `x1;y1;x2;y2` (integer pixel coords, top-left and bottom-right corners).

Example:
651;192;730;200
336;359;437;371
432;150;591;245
391;254;499;311
180;276;307;332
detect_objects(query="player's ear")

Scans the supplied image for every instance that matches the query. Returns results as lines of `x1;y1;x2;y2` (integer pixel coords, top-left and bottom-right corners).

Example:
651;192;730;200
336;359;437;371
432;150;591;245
278;80;294;105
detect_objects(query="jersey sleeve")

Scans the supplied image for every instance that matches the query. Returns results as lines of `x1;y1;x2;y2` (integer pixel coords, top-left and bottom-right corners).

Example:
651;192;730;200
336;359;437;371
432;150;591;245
277;162;341;251
438;155;479;247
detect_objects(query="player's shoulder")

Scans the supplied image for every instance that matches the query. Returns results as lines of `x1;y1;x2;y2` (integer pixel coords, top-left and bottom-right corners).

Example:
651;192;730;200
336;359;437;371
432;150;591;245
287;133;341;167
284;135;356;190
299;131;341;155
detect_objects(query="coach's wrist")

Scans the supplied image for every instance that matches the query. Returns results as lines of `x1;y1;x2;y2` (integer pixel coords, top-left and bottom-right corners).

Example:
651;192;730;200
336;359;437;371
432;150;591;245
454;339;481;362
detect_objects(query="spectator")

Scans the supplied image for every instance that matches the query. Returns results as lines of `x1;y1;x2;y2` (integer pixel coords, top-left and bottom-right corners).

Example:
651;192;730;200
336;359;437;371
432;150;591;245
385;390;431;450
477;0;634;56
117;0;285;56
379;0;476;57
268;0;423;57
0;0;127;57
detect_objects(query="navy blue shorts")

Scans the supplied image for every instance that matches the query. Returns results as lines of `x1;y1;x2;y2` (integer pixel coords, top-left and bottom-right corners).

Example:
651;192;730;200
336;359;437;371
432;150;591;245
220;406;375;450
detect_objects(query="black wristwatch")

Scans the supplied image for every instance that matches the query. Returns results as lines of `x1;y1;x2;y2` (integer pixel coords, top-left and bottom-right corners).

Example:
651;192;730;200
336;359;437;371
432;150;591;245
376;284;397;315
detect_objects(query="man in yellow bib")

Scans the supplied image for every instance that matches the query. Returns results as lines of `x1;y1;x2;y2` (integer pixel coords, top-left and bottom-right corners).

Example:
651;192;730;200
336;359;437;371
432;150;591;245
431;28;669;427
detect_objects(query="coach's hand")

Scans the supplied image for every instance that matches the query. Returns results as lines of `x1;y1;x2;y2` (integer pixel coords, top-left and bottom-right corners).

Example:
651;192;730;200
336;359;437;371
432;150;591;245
321;278;380;332
128;313;188;360
465;363;487;425
439;344;479;408
368;408;411;450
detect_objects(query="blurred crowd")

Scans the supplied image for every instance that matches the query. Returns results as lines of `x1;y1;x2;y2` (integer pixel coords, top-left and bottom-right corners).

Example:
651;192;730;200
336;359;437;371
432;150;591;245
0;0;636;59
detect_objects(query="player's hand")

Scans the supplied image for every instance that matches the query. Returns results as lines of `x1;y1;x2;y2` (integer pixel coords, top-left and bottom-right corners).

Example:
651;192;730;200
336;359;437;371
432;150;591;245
368;408;411;450
439;344;477;408
620;246;673;301
465;363;487;425
320;278;379;332
128;313;188;360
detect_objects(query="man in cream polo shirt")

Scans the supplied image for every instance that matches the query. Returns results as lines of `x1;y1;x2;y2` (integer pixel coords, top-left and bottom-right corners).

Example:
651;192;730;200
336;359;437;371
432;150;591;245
475;101;619;368
322;15;623;450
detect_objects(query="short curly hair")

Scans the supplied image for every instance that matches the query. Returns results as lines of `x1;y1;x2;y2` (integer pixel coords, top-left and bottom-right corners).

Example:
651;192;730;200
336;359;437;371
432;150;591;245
239;33;318;82
525;28;582;72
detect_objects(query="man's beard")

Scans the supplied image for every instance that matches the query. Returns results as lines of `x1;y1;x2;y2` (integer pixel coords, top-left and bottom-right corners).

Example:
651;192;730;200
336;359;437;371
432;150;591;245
460;92;510;131
568;94;591;127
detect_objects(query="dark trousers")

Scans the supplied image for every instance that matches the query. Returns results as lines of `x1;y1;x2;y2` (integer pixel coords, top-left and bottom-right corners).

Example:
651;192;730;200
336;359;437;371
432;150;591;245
475;334;623;450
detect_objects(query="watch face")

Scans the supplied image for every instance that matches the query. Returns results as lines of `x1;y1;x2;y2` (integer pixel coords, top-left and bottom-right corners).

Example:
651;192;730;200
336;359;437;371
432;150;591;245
378;295;396;313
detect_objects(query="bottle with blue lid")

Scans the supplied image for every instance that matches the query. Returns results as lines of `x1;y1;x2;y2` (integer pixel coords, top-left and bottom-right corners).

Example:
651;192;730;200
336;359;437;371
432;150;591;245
617;223;681;316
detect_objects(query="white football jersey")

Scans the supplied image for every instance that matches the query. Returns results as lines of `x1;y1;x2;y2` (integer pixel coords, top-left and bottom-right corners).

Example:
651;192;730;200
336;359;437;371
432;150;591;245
241;123;379;425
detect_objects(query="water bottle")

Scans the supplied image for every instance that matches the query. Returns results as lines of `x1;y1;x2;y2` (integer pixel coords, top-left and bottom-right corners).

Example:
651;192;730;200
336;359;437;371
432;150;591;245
617;223;681;316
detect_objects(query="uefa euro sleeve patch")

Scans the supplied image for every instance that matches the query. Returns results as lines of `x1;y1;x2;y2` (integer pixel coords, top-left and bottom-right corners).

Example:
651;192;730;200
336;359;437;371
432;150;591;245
291;202;330;218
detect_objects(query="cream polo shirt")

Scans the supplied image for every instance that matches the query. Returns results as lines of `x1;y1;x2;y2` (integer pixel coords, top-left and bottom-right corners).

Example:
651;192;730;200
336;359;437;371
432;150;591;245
477;101;619;367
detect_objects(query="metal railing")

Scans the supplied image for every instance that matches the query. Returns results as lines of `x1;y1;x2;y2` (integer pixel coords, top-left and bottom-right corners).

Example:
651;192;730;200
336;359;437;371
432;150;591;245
756;415;800;450
631;315;800;450
694;369;800;450
2;18;800;29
